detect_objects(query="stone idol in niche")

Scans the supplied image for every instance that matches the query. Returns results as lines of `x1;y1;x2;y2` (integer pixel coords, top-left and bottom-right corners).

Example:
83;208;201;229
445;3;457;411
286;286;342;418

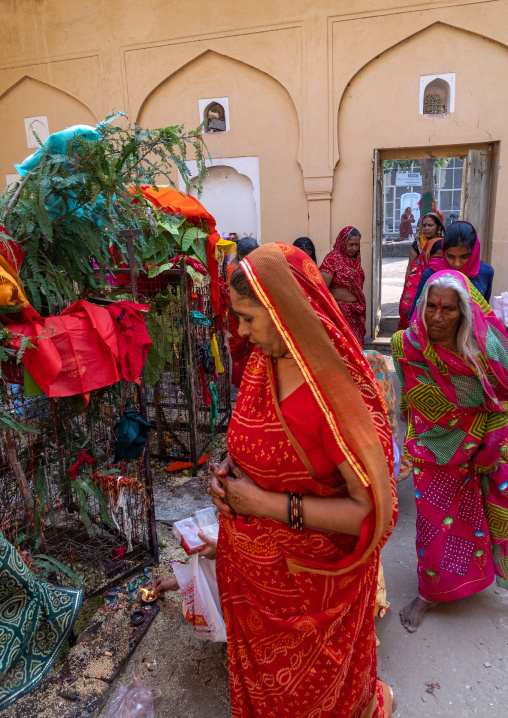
206;103;226;133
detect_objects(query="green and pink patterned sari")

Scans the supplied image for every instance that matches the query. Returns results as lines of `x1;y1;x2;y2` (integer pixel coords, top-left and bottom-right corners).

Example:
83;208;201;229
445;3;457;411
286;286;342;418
392;270;508;601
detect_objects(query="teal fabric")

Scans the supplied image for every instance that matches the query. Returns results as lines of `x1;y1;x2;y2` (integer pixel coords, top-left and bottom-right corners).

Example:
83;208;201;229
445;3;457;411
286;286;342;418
209;381;219;435
0;531;83;709
113;405;151;461
416;424;467;465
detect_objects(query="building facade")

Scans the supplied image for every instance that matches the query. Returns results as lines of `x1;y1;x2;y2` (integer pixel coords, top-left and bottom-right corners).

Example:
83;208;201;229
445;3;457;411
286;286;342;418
1;0;507;330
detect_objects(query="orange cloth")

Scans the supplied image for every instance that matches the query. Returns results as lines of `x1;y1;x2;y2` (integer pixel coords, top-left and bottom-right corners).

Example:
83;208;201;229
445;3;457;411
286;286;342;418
164;454;211;472
131;186;226;317
0;255;28;308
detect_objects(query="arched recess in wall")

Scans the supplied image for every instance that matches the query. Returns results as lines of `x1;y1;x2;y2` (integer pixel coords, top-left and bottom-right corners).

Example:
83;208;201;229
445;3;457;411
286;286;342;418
333;22;507;328
137;51;308;244
336;22;508;163
0;76;97;187
188;165;257;239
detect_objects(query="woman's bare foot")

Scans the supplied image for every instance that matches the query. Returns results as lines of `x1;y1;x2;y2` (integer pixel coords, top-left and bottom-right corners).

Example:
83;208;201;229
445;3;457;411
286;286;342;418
391;692;398;713
400;596;437;632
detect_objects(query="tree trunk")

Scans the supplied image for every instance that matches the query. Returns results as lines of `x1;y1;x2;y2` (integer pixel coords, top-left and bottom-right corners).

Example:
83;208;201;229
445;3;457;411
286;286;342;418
420;158;436;201
2;430;34;522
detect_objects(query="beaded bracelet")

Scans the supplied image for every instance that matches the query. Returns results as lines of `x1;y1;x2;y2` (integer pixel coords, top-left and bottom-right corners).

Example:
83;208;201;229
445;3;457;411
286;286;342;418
287;492;304;531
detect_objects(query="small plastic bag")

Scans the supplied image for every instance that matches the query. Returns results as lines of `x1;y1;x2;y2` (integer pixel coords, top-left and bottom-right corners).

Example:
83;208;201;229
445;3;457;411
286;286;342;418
172;555;227;642
173;510;219;554
102;673;154;718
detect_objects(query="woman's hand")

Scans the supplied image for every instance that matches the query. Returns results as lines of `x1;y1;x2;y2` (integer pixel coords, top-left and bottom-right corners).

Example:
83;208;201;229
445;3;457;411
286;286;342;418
207;456;236;519
152;574;179;596
223;464;264;516
331;287;357;303
198;532;217;559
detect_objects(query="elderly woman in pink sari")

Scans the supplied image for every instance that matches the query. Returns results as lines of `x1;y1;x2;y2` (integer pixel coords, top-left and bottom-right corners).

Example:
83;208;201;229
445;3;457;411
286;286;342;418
392;270;508;631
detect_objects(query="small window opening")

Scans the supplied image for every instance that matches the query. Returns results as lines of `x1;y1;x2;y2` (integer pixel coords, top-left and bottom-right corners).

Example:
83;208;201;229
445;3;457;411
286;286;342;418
423;78;450;115
204;102;226;133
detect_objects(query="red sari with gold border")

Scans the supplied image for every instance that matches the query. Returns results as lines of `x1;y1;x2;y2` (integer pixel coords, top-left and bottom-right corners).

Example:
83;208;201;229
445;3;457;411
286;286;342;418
216;243;397;718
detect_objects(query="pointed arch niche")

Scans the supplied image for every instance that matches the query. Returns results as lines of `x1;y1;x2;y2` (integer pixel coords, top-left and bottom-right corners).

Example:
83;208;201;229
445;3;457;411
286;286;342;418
138;51;307;245
181;157;260;239
0;77;97;188
334;23;508;328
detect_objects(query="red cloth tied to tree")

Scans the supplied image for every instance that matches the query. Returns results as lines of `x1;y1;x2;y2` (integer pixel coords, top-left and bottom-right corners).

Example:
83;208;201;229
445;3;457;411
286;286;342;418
0;224;24;272
68;450;95;480
164;255;208;275
106;301;152;384
217;243;397;717
7;300;150;399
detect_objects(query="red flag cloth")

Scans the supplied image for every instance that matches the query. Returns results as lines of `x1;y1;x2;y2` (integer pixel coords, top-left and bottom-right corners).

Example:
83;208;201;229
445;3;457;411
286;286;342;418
164;255;207;276
67;450;95;479
0;224;24;272
198;364;212;407
7;300;151;397
106;301;152;384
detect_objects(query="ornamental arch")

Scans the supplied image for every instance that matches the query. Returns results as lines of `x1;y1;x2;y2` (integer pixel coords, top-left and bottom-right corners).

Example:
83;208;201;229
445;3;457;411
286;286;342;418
333;22;508;329
137;50;307;245
0;76;97;187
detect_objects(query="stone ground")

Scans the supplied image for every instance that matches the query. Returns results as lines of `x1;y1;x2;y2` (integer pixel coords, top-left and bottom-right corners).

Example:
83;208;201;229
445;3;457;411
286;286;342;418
96;267;508;717
382;257;407;317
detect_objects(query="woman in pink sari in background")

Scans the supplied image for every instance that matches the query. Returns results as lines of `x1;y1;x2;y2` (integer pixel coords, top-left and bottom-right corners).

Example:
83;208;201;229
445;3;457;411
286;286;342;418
392;270;508;632
320;227;366;347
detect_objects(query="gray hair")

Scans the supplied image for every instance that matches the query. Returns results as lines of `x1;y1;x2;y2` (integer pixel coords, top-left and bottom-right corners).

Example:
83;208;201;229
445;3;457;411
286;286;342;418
421;273;483;374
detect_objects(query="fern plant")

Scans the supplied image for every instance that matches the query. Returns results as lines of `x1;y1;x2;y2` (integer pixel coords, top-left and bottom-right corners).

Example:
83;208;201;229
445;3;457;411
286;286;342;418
0;114;207;315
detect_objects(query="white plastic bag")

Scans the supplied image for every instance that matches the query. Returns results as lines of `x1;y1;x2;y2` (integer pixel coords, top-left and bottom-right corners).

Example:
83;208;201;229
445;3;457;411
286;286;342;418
102;673;154;718
173;508;219;554
172;555;227;642
392;435;402;478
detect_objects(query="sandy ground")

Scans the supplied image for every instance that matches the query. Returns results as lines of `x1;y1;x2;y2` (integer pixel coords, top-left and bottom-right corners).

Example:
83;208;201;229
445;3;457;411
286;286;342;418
99;357;508;718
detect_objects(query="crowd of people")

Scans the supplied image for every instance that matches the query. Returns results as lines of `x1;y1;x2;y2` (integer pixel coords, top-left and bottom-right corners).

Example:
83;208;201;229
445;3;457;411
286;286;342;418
200;217;507;716
2;215;507;717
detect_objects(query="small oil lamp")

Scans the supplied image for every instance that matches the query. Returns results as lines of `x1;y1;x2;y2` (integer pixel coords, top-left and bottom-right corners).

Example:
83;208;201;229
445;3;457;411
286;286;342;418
138;587;157;603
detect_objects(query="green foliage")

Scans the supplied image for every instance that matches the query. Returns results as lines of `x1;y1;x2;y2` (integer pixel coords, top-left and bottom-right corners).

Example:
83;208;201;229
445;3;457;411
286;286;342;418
143;295;183;387
0;327;39;434
72;473;116;538
31;553;85;586
383;158;449;174
0;114;208;315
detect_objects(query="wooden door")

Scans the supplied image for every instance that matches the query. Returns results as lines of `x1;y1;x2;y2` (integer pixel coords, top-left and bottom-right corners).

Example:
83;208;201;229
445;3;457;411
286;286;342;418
371;149;383;338
460;149;493;262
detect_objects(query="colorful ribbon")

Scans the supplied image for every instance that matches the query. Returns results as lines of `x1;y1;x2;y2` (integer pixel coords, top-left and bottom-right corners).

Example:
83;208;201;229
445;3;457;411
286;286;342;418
67;450;95;480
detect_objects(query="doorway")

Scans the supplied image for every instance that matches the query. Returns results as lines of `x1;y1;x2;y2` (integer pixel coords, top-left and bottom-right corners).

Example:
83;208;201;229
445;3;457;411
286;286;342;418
371;144;497;338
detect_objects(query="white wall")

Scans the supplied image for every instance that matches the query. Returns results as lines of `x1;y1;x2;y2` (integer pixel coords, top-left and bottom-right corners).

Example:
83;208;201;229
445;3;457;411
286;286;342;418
187;163;258;239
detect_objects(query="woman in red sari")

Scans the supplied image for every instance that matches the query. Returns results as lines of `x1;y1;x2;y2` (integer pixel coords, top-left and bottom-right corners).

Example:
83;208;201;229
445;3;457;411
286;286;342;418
320;227;366;348
398;207;414;240
209;243;397;717
397;237;442;331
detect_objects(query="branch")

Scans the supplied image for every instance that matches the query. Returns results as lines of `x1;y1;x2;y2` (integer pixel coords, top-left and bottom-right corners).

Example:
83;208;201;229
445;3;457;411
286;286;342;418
3;171;33;218
2;430;35;521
